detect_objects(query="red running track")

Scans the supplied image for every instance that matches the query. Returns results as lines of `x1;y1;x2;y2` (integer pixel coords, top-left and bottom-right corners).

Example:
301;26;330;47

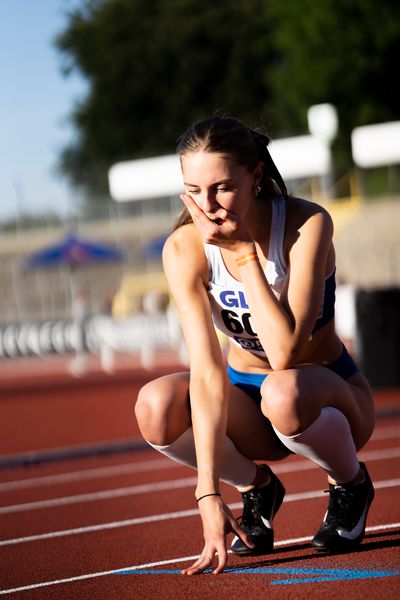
0;355;399;599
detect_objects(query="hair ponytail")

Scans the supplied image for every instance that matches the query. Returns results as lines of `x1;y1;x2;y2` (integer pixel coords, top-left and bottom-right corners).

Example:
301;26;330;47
249;129;288;198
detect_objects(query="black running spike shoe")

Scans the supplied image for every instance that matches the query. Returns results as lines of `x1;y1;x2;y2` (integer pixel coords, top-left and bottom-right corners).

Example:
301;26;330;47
231;464;285;556
312;462;374;551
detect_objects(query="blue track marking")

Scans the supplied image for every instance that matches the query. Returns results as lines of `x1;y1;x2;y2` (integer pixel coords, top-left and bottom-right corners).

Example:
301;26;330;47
117;566;400;585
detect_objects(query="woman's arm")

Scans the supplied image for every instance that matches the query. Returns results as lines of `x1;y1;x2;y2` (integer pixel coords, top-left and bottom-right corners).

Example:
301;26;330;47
162;225;252;573
163;225;228;496
180;192;334;370
235;208;334;370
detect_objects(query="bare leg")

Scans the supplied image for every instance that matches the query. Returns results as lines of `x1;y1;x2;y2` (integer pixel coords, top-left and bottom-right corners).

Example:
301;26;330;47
135;371;289;488
260;366;375;484
136;371;289;457
135;372;191;445
136;371;291;557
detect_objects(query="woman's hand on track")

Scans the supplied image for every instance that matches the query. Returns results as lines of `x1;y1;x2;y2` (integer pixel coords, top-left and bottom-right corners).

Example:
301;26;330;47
181;495;254;575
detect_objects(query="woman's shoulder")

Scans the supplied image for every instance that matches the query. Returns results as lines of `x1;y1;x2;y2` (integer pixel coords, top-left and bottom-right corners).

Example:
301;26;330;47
285;195;331;215
163;222;202;256
283;196;334;256
163;223;208;282
285;195;333;230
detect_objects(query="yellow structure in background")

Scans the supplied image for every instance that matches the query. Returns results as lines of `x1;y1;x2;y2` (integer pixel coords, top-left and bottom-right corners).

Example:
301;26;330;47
309;169;362;233
327;197;361;233
112;271;169;318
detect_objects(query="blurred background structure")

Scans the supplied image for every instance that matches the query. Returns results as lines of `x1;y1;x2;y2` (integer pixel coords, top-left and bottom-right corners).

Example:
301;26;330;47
1;0;400;386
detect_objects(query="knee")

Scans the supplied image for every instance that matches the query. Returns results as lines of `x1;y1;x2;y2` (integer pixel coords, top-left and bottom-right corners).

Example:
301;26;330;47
135;378;189;445
260;371;303;436
135;381;169;443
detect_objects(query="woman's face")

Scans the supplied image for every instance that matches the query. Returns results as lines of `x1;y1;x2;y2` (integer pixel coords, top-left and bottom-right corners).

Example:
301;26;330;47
181;151;261;219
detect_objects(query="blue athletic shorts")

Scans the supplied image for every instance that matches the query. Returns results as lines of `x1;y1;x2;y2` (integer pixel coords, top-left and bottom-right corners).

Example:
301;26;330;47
227;344;359;403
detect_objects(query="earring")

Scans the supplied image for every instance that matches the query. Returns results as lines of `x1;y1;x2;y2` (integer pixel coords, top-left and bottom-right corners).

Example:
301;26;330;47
254;185;262;197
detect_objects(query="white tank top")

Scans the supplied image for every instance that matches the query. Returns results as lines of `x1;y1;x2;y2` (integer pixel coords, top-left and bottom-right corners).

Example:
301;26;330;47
204;196;287;356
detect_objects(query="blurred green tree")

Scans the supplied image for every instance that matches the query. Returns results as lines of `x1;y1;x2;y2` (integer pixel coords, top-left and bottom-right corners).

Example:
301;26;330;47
55;0;276;195
265;0;400;171
56;0;400;195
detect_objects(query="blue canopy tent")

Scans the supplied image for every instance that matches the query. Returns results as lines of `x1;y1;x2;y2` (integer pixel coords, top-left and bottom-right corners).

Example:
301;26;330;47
141;232;169;260
24;232;125;319
24;232;124;268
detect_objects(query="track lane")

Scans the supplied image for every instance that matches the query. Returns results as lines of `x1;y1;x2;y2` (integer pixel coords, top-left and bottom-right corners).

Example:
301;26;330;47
0;373;398;599
0;454;398;542
1;522;399;598
0;421;397;503
0;471;399;589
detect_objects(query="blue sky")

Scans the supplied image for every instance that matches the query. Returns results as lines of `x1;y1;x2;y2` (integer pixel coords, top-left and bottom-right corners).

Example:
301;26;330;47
0;0;87;222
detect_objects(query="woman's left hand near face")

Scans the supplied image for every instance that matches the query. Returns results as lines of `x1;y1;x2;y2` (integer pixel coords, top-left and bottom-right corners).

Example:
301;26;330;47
180;194;251;249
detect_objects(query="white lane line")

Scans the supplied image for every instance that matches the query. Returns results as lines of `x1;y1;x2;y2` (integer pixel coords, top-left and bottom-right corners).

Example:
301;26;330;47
272;447;400;475
0;476;198;514
0;507;200;546
0;423;398;493
359;447;400;462
1;447;399;515
370;425;400;441
0;522;399;596
0;458;175;492
1;478;399;547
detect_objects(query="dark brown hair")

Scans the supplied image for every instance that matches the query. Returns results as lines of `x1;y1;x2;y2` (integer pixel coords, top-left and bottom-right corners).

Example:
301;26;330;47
174;116;287;229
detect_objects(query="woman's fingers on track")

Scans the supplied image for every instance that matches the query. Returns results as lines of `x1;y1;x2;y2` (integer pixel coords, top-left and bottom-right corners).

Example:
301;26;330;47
181;539;229;575
212;543;228;575
181;547;215;575
181;503;251;575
